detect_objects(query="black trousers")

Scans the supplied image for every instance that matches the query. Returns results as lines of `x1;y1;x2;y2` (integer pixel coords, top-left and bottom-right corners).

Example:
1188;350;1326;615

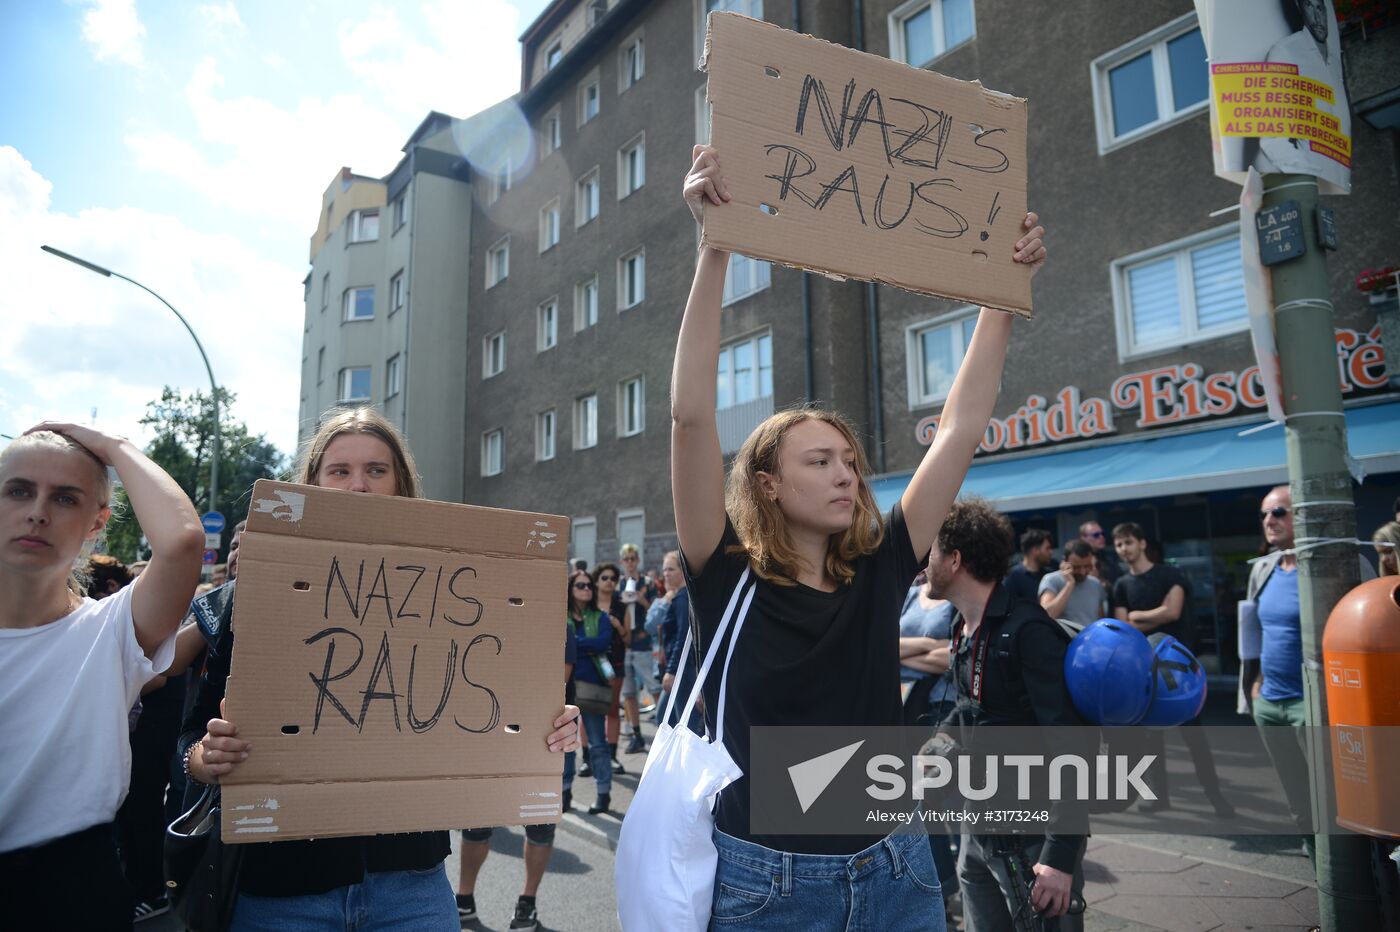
117;678;186;902
0;822;132;931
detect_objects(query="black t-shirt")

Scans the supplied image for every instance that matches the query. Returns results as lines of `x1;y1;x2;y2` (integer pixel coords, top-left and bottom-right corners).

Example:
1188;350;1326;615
1004;563;1047;603
1111;563;1192;645
681;503;924;855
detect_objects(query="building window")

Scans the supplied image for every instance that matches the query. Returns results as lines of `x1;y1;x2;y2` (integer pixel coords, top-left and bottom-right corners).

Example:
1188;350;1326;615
340;366;371;402
386;354;401;398
1113;225;1246;359
536;409;556;461
717;333;773;409
619;376;645;437
390;271;405;312
579;73;600;125
486;237;509;288
1092;13;1208;152
344;286;374;321
618;249;645;309
545;40;563;71
542;109;562;155
487;161;512;205
699;0;764;57
618;134;645;198
317;346;325;384
617;509;645;552
393;193;409;231
723;254;771;306
538;298;558;351
320;273;329;312
620;33;644;91
481;429;503;477
539;199;561;251
576;168;600;226
889;0;975;68
575;276;599;330
572;517;597;563
349;208;380;243
906;309;978;407
483;330;506;378
574;394;598;449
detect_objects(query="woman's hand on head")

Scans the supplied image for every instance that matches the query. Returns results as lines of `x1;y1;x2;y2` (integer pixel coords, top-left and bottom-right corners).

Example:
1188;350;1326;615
684;144;730;227
547;705;581;753
190;698;250;783
23;422;122;463
1013;212;1047;279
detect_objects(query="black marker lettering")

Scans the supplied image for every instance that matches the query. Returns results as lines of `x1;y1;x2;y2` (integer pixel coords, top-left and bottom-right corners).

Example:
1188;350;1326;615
763;144;819;208
304;627;364;733
454;634;502;734
443;567;484;627
406;639;457;733
356;631;402;732
912;178;969;238
364;558;394;626
948;127;1009;174
428;566;443;626
796;76;856;152
324;555;363;621
395;565;426;621
846;89;894;165
888;98;948;170
814;164;865;224
872;175;915;230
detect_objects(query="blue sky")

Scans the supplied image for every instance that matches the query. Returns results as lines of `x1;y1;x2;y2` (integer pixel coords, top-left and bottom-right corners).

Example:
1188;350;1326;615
0;0;551;455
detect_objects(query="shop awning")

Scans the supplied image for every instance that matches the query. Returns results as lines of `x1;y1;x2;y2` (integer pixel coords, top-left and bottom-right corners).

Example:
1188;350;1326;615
871;399;1400;514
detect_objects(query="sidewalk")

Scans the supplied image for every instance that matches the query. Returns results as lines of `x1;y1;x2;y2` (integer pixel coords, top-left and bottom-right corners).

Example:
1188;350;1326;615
561;719;1323;931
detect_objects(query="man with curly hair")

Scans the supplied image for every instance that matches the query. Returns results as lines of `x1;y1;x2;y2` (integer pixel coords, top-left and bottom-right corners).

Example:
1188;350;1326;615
929;498;1088;932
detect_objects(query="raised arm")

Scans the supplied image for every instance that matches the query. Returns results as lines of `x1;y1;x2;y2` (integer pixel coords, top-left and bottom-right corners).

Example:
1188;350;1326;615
900;214;1046;557
33;423;202;657
672;145;732;573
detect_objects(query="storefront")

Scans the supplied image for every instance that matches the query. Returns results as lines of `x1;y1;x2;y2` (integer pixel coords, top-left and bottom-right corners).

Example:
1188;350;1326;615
872;325;1400;673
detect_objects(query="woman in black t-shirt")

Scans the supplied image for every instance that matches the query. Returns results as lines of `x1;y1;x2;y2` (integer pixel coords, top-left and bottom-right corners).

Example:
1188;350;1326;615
181;408;581;930
669;146;1046;930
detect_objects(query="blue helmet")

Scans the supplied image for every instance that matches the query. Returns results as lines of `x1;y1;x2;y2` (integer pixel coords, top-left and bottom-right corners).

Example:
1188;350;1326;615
1063;619;1154;725
1140;634;1207;727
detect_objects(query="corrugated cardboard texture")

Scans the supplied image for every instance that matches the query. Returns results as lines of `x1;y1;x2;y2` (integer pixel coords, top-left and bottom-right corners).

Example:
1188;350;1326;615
701;12;1033;317
221;480;570;843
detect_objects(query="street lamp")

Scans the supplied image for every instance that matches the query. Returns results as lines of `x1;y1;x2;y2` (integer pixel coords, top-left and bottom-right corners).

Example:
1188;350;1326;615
40;245;221;523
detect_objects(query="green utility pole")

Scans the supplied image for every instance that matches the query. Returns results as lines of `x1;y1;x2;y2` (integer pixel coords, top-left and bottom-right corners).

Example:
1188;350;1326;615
1264;173;1381;930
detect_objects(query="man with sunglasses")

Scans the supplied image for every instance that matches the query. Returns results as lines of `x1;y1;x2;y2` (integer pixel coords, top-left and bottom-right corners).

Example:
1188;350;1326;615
1079;521;1123;587
1243;484;1373;855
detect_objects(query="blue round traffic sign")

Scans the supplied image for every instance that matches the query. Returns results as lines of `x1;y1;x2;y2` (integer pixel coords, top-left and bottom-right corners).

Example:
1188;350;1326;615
201;511;226;534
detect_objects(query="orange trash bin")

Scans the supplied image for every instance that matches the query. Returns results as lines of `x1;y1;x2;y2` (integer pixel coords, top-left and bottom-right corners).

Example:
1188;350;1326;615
1323;576;1400;838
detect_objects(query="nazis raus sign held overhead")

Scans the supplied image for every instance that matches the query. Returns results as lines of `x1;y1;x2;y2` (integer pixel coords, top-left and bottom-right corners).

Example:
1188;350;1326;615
700;12;1032;316
221;480;569;843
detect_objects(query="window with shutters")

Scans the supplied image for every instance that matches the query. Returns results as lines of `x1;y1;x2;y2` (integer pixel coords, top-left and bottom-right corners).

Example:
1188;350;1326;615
1112;225;1246;359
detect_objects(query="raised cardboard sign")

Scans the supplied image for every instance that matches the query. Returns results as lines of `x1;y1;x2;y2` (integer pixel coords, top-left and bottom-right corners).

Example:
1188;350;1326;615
700;12;1031;316
221;480;569;843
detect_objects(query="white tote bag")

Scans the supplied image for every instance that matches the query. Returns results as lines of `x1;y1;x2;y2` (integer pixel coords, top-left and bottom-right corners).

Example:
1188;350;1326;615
614;568;756;932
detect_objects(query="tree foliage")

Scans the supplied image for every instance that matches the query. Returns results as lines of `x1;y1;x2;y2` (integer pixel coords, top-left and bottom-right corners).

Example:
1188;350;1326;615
104;387;288;562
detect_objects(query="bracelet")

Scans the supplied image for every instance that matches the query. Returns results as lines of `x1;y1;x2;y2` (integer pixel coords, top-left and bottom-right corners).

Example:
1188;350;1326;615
183;739;205;784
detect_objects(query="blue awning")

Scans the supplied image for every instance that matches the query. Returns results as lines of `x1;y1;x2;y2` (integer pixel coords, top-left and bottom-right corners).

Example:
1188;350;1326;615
871;399;1400;514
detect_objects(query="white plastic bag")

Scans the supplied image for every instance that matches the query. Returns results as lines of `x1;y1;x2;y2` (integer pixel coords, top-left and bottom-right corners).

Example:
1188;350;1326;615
614;568;756;931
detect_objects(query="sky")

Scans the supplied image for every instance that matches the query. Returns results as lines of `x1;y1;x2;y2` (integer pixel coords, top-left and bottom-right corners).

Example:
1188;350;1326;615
0;0;553;456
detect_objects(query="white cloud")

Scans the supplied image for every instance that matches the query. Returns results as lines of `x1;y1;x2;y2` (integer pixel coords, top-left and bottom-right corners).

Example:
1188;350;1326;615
0;146;302;454
337;0;524;118
198;1;247;38
79;0;147;67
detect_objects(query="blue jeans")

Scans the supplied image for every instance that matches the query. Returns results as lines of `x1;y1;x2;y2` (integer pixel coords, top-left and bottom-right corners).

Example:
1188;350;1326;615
563;710;612;795
709;829;944;931
228;863;457;931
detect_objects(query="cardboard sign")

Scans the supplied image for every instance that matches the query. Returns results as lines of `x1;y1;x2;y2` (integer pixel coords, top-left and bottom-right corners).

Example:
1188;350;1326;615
221;480;569;843
700;13;1031;316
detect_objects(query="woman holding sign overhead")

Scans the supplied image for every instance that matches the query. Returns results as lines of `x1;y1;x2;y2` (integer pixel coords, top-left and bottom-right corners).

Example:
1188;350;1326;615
0;425;203;931
652;145;1045;929
180;407;581;932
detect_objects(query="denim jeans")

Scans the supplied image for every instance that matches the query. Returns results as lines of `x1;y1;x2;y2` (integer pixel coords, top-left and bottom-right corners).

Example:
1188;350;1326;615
709;829;944;931
569;710;612;795
228;863;457;931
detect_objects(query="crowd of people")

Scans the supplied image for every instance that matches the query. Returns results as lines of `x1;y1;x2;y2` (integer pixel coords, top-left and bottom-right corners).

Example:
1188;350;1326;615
5;143;1396;932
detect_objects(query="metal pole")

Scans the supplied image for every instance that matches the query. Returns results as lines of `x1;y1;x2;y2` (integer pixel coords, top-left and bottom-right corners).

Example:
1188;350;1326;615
1262;174;1380;930
40;246;220;518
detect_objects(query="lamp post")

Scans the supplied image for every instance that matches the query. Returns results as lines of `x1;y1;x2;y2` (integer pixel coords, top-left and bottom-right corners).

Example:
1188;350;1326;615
41;245;221;524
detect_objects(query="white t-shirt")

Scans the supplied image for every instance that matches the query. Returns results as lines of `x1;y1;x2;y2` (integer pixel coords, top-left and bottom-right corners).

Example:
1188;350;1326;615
0;584;175;853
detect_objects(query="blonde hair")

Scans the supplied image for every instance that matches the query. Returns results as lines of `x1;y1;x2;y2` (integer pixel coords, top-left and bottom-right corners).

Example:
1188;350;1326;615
0;431;113;596
725;408;882;586
297;407;422;499
1373;522;1400;577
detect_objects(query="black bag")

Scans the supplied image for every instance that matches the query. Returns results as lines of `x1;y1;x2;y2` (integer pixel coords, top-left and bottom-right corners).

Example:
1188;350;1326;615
164;783;244;931
574;678;613;716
